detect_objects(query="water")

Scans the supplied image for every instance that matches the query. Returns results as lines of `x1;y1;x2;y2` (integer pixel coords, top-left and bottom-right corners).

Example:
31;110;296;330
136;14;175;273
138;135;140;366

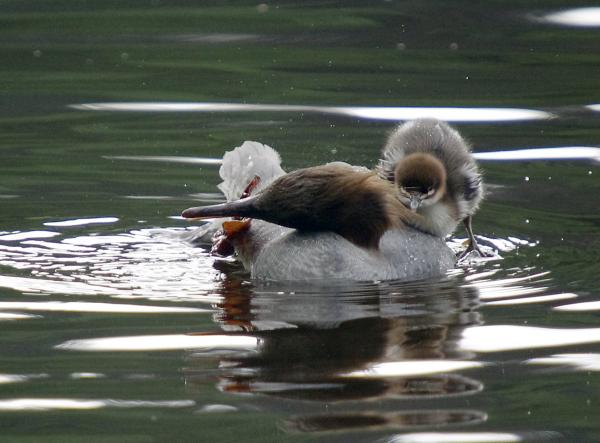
1;1;599;442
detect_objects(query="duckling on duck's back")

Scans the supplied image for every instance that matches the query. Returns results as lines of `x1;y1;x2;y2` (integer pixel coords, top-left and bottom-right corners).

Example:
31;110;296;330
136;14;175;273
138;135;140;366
378;119;484;255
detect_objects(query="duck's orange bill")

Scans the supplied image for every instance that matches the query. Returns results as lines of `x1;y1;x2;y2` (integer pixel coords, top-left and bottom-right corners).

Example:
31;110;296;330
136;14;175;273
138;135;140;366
222;219;251;237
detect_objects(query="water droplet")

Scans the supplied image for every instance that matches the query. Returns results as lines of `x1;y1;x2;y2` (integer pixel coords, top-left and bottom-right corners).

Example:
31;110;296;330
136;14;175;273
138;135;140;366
396;42;406;50
120;52;130;61
589;170;593;175
33;49;42;58
525;219;530;224
256;3;269;13
524;176;530;181
449;42;459;50
330;148;337;154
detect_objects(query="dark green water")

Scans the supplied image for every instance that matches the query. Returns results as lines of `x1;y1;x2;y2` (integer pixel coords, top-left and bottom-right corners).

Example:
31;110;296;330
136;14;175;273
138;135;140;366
1;2;599;442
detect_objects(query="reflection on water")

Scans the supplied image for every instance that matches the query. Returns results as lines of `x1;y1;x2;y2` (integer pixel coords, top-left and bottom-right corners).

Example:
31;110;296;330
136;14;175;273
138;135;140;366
285;409;487;433
184;276;486;432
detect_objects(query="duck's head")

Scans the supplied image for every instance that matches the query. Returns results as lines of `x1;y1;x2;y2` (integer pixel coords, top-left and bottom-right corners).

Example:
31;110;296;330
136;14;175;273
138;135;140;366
394;153;447;212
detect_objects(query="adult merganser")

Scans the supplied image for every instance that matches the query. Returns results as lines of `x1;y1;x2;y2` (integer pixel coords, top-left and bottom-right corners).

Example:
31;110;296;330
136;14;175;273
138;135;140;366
378;119;485;257
182;141;456;281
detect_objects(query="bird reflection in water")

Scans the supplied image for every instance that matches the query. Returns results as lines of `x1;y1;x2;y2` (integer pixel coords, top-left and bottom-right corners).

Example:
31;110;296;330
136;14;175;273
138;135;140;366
184;274;486;433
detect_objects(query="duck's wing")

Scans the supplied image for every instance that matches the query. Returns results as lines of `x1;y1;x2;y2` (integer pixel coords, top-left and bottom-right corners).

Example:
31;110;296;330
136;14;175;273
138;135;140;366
218;141;286;201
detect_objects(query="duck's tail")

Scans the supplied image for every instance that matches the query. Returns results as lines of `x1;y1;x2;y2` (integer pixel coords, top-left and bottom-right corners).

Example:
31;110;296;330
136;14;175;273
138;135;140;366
217;141;286;201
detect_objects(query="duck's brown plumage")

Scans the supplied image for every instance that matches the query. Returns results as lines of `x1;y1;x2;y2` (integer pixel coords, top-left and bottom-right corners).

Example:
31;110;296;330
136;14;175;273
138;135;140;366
182;163;424;249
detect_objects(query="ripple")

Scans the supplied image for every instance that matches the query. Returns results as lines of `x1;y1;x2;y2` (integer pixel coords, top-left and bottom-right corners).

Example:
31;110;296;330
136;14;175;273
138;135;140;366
535;7;600;27
463;271;551;301
473;146;600;164
104;155;222;165
342;360;485;378
0;374;34;384
43;217;119;227
0;301;207;314
527;353;600;371
484;293;577;306
0;228;220;303
0;398;195;411
285;409;486;433
56;333;259;352
386;432;523;443
554;300;600;312
69;102;554;122
459;325;600;353
69;372;106;379
0;231;60;242
0;312;40;321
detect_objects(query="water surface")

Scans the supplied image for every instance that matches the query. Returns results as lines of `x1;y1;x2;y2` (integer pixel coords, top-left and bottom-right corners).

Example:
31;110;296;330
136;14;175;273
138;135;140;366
1;2;599;442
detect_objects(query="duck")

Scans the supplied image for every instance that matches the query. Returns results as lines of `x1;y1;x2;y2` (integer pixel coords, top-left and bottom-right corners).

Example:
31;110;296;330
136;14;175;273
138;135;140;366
377;118;485;257
182;141;456;281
